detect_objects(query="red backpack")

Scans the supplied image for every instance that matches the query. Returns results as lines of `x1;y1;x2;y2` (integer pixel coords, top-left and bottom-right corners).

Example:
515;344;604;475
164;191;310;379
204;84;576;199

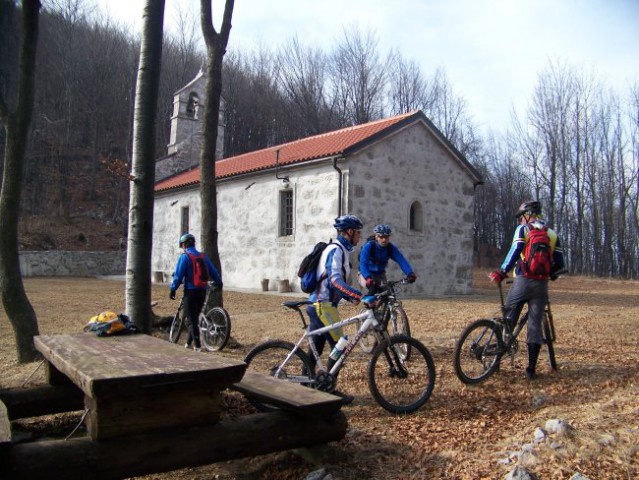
520;226;553;280
185;252;210;288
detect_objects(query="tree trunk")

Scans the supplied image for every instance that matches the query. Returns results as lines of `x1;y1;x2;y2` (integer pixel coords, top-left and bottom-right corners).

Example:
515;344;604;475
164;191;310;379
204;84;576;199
125;0;165;332
0;0;41;363
199;0;234;308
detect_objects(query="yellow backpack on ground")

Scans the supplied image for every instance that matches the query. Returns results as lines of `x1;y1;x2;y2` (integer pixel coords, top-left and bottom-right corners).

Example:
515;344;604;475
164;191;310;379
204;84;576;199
84;311;138;336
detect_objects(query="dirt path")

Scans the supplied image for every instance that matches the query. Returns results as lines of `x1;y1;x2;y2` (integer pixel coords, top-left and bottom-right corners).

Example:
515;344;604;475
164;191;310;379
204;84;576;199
1;271;637;479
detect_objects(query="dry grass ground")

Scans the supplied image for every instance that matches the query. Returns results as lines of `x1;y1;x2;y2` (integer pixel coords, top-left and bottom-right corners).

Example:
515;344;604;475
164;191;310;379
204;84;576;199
1;270;637;479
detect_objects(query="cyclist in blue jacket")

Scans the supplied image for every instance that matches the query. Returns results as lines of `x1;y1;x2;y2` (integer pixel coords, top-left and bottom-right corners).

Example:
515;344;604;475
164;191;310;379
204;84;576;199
358;224;416;294
170;233;222;351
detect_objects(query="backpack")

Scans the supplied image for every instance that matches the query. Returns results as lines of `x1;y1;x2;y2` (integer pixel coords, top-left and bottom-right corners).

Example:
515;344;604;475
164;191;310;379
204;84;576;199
185;252;210;288
84;311;139;337
520;226;553;280
297;241;344;294
297;242;331;294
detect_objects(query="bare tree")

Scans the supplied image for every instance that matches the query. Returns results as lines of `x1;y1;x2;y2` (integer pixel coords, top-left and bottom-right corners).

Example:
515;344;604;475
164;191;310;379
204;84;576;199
221;51;289;156
387;50;427;115
0;0;41;363
125;0;165;332
627;83;639;275
330;26;386;125
198;0;234;307
277;37;337;135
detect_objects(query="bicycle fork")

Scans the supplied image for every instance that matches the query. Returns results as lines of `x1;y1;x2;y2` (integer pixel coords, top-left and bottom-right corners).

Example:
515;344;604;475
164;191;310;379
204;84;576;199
381;336;409;378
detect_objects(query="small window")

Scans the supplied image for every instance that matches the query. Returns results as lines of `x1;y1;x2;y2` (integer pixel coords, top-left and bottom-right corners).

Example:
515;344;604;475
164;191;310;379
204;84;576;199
279;190;293;236
409;201;423;232
186;92;199;118
181;206;190;235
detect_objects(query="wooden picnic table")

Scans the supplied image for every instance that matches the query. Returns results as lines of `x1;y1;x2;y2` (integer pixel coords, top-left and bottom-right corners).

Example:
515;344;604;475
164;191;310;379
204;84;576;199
0;333;347;478
34;333;246;440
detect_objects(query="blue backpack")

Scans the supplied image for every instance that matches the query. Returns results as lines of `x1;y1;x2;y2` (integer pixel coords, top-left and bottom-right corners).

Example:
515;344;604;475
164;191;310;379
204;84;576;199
298;241;331;293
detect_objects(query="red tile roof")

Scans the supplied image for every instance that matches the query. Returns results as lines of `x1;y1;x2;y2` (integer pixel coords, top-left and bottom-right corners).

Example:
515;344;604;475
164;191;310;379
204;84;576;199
155;110;479;192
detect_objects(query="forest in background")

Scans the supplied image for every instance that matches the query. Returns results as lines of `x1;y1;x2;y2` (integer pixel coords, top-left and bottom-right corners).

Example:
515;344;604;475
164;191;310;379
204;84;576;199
1;0;637;277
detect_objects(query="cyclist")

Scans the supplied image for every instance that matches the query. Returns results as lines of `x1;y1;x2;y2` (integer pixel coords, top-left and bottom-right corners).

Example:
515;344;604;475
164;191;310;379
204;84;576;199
489;200;564;379
358;224;416;294
306;215;364;405
170;233;222;352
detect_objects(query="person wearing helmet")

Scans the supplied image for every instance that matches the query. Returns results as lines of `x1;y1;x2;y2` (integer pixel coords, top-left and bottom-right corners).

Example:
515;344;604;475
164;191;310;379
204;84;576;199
489;200;564;379
170;233;222;352
305;214;364;405
358;224;416;294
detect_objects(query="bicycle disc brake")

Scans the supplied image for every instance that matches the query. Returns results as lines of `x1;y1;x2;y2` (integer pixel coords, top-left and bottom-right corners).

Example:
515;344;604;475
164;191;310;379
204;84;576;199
470;341;485;360
314;370;336;393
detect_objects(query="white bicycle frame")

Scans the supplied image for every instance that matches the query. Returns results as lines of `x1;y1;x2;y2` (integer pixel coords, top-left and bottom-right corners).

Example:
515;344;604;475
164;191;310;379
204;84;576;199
274;306;382;379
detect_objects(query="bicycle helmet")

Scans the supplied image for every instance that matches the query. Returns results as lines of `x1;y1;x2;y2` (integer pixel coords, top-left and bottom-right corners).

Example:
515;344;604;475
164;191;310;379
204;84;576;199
515;200;542;218
333;215;363;231
373;224;392;236
179;233;195;247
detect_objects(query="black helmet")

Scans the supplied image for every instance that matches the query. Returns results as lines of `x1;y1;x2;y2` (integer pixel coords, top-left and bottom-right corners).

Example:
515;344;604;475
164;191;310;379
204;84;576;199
333;215;363;231
515;200;542;218
179;233;195;247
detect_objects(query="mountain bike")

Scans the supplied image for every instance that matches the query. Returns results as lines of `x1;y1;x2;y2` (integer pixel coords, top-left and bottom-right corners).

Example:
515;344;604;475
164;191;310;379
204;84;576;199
244;294;435;414
453;272;565;384
168;282;231;351
356;277;412;360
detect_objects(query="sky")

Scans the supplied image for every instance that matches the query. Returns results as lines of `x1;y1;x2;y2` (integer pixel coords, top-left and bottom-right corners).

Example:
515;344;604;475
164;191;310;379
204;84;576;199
96;0;639;134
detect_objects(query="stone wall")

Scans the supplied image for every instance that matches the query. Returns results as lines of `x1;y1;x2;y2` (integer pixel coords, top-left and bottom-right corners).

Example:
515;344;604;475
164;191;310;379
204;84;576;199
348;124;476;295
19;251;126;277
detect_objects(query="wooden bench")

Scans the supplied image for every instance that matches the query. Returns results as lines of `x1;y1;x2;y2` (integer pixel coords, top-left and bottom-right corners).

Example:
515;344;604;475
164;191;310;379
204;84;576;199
232;370;343;417
34;333;247;440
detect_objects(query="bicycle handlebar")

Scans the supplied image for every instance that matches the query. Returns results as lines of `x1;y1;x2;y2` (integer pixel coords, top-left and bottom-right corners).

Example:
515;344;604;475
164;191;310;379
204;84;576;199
378;277;409;288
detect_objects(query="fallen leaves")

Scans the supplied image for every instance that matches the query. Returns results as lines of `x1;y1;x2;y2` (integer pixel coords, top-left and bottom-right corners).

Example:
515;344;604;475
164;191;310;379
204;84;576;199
2;273;638;479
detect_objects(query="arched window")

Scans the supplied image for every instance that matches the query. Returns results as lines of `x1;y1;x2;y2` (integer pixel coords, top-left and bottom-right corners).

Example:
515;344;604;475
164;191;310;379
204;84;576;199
409;201;423;232
186;92;199;118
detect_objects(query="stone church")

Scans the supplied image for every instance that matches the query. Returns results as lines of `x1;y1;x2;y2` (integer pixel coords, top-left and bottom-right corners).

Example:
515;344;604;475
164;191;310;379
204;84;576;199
152;73;483;296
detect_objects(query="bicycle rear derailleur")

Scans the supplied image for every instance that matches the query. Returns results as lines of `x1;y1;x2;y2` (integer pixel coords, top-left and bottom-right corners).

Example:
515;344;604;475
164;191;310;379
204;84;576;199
507;339;519;365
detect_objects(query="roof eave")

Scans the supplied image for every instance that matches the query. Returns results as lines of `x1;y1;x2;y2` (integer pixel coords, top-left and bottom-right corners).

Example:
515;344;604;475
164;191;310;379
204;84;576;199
155;154;343;195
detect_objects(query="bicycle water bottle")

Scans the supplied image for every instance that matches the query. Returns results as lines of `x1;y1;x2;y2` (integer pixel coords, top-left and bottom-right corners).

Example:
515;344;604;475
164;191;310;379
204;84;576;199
329;336;349;360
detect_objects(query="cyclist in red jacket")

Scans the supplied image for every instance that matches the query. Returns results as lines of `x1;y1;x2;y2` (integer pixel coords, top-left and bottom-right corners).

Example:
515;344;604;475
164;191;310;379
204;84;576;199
489;201;564;379
170;233;222;351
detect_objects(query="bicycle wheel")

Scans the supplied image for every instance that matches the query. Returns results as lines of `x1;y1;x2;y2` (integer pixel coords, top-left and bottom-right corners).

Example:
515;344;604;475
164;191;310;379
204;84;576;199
200;307;231;351
356;307;378;353
168;308;184;344
368;334;435;414
244;340;315;412
454;319;504;384
390;306;411;361
542;313;557;370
